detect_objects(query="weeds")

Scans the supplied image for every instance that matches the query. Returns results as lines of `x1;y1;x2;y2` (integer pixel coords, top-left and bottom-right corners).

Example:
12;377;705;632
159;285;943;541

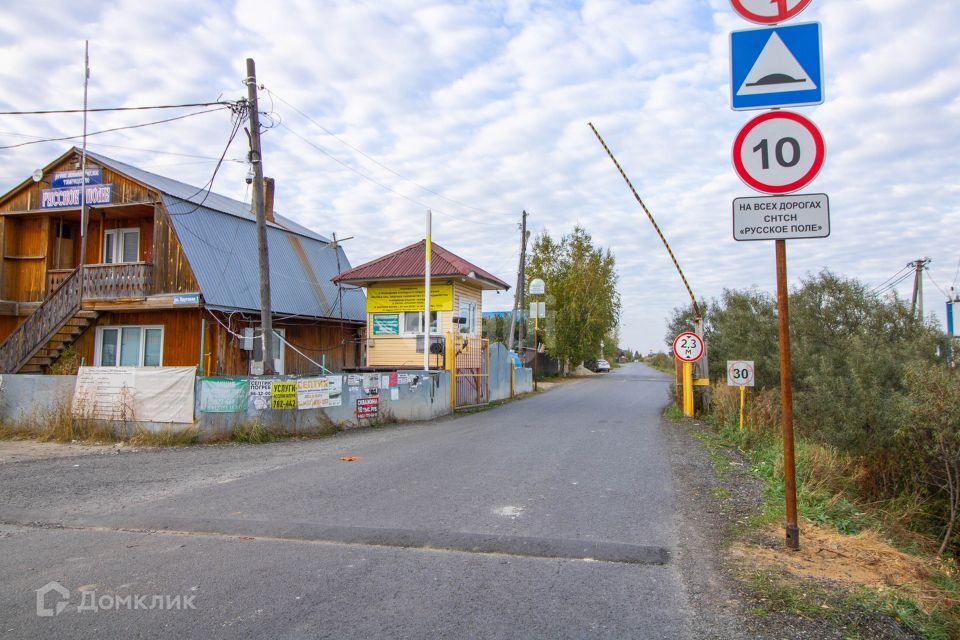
130;426;198;447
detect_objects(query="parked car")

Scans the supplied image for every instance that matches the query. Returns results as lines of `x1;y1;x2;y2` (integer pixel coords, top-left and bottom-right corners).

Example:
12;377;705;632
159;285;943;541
596;359;611;372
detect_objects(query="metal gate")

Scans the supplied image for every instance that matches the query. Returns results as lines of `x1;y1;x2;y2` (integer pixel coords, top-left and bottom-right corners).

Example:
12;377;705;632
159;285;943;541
453;337;489;408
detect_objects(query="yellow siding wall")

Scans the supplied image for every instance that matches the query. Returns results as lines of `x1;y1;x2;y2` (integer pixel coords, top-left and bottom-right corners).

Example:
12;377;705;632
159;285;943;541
365;279;483;368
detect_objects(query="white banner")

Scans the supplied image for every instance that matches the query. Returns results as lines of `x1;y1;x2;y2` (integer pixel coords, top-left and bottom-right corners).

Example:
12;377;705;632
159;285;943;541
73;367;195;423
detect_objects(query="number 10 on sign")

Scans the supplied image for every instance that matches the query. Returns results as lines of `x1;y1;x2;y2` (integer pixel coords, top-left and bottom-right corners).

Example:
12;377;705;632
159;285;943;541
733;110;825;194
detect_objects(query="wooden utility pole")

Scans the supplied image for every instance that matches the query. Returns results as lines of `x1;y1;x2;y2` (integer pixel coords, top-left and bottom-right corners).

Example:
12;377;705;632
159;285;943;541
518;210;529;353
507;210;528;351
246;58;273;373
776;239;800;550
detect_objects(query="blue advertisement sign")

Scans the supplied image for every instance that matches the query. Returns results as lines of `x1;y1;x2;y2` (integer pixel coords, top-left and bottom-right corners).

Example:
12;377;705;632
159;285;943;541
51;168;102;188
40;184;112;209
731;22;823;110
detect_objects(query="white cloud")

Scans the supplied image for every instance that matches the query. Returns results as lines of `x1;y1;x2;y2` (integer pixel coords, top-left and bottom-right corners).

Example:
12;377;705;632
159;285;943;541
0;0;956;353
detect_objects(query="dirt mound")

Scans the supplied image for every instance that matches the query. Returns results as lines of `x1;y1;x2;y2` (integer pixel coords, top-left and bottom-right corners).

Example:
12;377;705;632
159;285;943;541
730;523;954;613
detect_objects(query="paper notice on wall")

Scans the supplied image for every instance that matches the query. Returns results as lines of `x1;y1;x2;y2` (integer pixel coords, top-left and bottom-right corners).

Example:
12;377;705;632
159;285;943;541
390;387;400;401
389;372;398;387
363;373;380;395
249;378;273;410
73;366;195;423
347;374;361;387
199;378;249;413
326;375;343;407
381;374;391;389
397;373;411;385
296;377;329;410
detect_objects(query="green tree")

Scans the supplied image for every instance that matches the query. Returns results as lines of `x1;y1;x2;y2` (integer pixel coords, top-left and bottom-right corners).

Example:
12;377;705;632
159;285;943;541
527;226;620;372
898;362;960;555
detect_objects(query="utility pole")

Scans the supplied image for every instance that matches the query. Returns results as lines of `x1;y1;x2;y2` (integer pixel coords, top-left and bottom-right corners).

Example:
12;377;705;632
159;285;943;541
246;58;273;373
518;211;529;353
78;41;90;272
507;210;528;352
424;209;432;372
910;258;931;321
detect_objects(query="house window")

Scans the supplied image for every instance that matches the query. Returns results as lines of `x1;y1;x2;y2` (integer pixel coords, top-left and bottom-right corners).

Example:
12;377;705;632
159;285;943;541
95;326;163;367
103;228;140;264
402;311;439;335
251;328;285;375
459;300;477;335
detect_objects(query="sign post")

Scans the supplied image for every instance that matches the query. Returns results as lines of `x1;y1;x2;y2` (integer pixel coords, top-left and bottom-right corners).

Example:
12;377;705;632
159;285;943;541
727;360;755;430
673;332;704;417
728;0;822;552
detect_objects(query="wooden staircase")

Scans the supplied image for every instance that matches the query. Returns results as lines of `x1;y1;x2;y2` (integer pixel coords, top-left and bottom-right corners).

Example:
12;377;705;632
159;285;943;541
18;310;99;373
0;267;88;374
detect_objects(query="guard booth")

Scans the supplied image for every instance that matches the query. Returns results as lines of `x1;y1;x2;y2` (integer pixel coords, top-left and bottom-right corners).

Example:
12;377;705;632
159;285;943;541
333;240;509;408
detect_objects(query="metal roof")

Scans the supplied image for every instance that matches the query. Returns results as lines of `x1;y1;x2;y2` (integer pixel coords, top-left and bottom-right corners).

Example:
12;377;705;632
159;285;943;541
78;149;363;322
334;240;510;291
165;197;364;321
84;149;329;243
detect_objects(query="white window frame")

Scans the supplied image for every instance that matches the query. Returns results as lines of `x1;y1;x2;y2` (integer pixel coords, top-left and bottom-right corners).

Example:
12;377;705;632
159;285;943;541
459;300;477;335
103;227;140;264
400;311;440;337
250;328;286;375
94;325;164;367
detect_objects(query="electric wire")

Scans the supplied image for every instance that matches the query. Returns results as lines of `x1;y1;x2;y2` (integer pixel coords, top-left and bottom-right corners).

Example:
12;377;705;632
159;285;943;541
868;265;912;294
925;267;951;300
871;270;913;297
0;106;231;150
0;101;232;116
204;308;334;373
279;121;515;228
265;88;514;221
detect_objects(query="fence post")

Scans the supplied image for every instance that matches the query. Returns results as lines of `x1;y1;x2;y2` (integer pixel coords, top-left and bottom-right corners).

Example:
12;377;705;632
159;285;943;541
445;332;456;408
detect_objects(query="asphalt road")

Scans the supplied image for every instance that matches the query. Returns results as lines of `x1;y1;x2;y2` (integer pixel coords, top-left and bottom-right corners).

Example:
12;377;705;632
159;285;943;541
0;363;711;639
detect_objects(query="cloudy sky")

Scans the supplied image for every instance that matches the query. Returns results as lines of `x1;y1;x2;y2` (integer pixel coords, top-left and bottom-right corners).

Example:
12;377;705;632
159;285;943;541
0;0;957;353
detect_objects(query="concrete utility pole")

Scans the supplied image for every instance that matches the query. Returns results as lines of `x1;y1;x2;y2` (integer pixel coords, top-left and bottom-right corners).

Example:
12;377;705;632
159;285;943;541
79;41;90;271
507;210;528;352
518;211;529;353
910;258;931;321
246;58;273;373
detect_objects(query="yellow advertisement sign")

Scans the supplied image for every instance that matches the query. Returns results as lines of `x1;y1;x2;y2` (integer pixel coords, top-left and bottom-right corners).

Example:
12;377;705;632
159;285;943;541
366;284;453;313
271;381;297;410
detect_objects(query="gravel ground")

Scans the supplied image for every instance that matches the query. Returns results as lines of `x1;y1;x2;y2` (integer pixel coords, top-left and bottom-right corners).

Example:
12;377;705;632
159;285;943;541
663;414;920;640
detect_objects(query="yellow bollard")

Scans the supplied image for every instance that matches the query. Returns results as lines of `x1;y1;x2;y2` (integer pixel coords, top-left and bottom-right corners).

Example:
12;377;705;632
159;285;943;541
682;361;694;417
739;385;746;431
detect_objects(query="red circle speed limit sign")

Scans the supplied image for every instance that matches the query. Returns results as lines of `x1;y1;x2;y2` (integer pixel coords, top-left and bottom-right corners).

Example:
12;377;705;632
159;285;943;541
673;332;704;363
730;0;812;24
727;360;755;387
732;111;825;194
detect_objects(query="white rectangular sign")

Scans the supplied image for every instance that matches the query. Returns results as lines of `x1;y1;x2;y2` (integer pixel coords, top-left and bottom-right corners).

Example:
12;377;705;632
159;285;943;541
732;193;829;241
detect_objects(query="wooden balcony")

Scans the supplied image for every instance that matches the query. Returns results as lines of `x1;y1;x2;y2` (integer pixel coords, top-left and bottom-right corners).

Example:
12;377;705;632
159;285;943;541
81;262;154;299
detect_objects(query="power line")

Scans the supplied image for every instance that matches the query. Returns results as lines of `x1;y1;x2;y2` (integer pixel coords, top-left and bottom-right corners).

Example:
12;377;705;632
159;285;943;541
0;101;231;116
926;267;951;300
279;121;515;228
264;87;516;222
952;256;960;289
0;106;231;150
871;270;913;296
868;265;912;294
0;131;246;164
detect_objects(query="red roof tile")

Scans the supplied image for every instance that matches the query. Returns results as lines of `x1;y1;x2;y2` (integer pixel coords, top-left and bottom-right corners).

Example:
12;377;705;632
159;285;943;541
333;240;509;290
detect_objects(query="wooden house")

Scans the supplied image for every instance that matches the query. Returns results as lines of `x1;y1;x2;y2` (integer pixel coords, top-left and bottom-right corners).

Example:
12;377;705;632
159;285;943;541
333;240;509;369
0;148;365;375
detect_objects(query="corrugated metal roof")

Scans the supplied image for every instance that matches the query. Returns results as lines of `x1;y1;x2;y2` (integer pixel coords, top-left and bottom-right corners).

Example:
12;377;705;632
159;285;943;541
165;196;365;321
76;149;363;322
84;149;329;243
334;240;510;290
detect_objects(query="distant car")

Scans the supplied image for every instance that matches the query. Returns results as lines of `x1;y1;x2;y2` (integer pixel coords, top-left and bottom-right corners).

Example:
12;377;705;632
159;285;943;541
596;359;611;372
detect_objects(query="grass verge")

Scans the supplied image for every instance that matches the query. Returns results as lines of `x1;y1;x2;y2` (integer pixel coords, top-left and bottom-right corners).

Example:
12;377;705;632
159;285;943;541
668;401;960;639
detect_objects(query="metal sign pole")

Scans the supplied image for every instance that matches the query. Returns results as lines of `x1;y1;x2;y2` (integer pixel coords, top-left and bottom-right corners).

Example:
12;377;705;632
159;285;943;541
776;239;800;550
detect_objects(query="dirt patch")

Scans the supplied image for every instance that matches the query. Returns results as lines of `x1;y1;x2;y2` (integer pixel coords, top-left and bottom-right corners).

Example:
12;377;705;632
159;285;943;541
731;523;954;614
0;440;128;464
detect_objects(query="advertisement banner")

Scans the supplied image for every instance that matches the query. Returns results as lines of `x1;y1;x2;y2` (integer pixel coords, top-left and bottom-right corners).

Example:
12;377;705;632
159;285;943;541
249;378;273;410
366;284;453;313
372;314;400;335
326;375;343;407
271;381;297;410
199;378;249;413
296;377;329;410
73;366;195;423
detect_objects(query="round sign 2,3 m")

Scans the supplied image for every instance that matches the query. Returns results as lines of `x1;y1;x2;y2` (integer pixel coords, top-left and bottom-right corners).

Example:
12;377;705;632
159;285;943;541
730;0;812;25
673;332;704;363
732;111;825;195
